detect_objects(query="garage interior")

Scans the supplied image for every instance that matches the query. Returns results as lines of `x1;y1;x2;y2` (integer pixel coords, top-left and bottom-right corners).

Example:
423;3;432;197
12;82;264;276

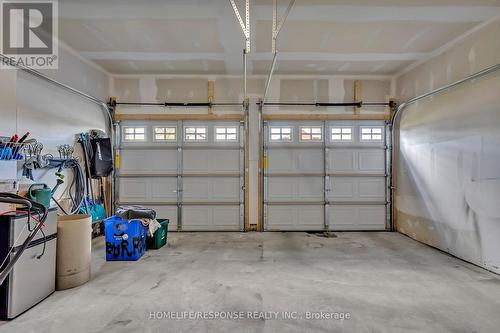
0;0;500;332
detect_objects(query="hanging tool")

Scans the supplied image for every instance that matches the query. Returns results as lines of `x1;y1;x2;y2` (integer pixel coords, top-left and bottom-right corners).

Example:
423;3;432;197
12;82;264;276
78;134;106;221
11;132;29;156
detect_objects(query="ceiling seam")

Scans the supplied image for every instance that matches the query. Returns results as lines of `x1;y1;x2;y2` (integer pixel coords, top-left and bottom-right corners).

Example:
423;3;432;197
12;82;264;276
394;14;500;79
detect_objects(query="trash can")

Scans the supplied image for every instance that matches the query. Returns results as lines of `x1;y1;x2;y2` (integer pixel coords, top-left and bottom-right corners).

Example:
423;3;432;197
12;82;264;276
56;214;92;290
104;216;147;261
147;219;169;250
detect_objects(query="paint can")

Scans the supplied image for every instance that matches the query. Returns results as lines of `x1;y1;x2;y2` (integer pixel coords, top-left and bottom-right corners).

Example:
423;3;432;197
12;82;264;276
56;214;92;290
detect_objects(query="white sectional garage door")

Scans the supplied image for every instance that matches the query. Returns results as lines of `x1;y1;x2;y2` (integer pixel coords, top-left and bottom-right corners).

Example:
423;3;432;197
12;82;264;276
264;120;389;231
117;120;244;231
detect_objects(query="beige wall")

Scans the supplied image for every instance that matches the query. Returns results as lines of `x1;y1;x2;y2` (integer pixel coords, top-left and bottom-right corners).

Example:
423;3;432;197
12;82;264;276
111;76;393;116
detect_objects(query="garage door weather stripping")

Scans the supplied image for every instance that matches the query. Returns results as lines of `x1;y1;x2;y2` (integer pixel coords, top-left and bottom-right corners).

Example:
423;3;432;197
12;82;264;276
1;0;58;69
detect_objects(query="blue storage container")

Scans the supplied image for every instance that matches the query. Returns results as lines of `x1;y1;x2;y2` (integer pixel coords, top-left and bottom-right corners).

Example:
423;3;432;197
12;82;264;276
104;216;147;261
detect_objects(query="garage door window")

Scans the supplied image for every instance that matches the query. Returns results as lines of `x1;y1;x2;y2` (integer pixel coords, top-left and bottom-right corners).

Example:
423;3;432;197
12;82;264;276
154;127;176;141
123;127;146;141
360;127;383;141
184;127;207;141
300;127;322;141
215;126;238;141
331;127;352;141
270;127;292;142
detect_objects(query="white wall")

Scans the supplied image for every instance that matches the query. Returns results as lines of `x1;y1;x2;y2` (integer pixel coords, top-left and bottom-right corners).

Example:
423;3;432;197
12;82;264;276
395;17;500;274
0;44;110;205
1;44;110;152
38;45;110;101
0;70;16;135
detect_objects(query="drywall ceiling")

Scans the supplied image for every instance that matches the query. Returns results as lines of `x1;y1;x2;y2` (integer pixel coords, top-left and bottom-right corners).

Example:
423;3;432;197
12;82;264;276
57;0;500;75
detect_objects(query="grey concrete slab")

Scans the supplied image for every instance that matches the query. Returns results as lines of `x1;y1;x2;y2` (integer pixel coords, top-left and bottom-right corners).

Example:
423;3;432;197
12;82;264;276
1;232;499;333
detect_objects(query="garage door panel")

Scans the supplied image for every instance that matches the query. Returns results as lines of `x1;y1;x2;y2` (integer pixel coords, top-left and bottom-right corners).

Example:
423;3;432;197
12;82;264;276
267;205;323;231
265;120;388;231
328;177;385;202
359;179;386;199
213;206;241;226
359;151;385;172
328;149;385;174
329;180;354;199
120;149;177;174
119;121;243;231
328;205;386;230
119;177;177;203
329;151;355;172
182;206;240;231
268;149;323;174
268;177;323;202
183;149;239;173
268;150;294;173
297;150;324;172
151;178;178;200
119;178;147;201
182;177;240;202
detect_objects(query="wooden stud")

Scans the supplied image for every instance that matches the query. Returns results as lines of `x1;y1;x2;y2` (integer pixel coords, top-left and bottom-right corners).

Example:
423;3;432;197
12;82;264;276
354;80;361;115
208;81;214;115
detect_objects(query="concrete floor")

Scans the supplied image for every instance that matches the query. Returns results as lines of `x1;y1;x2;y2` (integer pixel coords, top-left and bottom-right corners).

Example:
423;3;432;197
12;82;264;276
1;232;500;333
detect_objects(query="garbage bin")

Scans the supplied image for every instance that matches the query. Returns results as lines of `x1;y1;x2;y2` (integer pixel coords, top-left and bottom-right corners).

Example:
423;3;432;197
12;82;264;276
104;215;147;261
56;214;92;290
147;219;169;250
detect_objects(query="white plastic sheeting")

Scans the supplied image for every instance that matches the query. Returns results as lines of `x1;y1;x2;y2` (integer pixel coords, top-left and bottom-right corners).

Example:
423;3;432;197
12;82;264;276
396;72;500;274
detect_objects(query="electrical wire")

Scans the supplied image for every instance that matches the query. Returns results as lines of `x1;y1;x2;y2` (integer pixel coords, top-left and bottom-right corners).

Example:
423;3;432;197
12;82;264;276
0;218;29;271
0;210;46;261
0;196;47;284
36;227;46;259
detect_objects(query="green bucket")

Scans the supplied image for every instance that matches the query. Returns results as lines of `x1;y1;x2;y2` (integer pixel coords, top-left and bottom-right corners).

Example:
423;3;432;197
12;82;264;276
147;219;169;250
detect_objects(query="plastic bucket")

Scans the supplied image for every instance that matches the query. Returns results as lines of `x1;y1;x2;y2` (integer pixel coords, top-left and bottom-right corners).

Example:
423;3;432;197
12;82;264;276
56;214;92;290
